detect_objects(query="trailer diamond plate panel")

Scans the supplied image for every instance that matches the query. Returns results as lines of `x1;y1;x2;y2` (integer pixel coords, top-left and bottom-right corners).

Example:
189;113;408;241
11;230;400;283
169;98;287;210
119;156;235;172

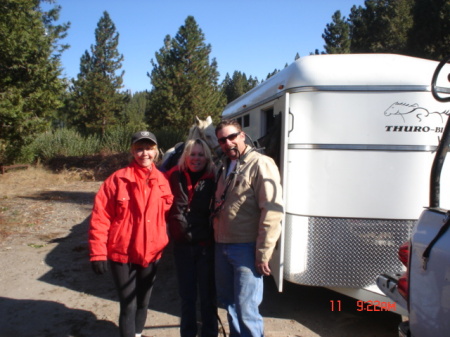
284;215;415;288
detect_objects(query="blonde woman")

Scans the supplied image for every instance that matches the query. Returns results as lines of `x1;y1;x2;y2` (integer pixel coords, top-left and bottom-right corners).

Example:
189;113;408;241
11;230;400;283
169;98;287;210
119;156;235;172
166;138;218;337
89;131;173;337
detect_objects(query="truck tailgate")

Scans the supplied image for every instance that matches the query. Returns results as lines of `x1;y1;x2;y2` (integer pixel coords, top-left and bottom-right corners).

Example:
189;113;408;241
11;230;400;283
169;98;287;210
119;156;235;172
409;208;450;336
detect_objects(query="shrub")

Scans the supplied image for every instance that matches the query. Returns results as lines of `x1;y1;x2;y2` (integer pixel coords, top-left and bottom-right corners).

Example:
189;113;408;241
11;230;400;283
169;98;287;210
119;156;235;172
19;129;101;163
17;125;188;165
101;125;137;154
154;127;186;153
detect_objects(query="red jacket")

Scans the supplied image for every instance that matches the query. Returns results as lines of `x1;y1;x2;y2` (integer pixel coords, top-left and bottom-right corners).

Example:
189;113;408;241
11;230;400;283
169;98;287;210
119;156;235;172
89;161;173;267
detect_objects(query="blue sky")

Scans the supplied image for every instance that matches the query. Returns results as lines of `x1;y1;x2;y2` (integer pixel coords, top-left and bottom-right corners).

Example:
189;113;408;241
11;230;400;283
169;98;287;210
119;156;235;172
44;0;366;93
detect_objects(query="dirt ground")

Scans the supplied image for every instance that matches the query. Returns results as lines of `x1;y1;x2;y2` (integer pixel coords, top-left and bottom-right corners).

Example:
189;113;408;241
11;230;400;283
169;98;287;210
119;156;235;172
0;166;402;337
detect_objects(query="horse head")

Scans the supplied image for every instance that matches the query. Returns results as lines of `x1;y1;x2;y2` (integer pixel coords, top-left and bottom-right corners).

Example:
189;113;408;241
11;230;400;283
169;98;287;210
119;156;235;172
161;116;221;172
189;116;219;152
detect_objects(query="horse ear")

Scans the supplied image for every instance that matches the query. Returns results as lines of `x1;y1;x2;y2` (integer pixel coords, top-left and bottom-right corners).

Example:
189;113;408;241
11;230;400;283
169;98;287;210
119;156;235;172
195;116;201;125
206;116;212;124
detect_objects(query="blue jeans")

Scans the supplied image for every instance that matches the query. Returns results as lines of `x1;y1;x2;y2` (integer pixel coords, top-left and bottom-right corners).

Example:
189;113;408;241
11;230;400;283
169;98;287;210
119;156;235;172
215;242;264;337
173;243;218;337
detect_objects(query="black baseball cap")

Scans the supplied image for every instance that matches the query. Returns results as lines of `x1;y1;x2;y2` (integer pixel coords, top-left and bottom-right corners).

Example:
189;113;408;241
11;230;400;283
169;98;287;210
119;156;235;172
131;131;158;145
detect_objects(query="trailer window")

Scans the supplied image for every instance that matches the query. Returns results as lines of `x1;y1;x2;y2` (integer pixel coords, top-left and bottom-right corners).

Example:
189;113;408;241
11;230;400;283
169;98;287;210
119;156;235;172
264;108;274;132
243;114;250;127
258;108;281;167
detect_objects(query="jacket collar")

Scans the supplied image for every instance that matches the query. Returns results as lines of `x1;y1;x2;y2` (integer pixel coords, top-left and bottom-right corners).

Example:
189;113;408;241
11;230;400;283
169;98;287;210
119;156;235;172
239;145;256;163
219;145;257;178
123;160;156;182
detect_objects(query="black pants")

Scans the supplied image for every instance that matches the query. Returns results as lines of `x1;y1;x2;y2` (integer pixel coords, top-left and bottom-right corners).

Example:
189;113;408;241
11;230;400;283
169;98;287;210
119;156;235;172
173;243;218;337
110;260;159;337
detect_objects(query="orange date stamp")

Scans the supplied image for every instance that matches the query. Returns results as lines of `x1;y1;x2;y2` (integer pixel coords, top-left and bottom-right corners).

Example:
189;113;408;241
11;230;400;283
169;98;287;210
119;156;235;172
330;300;397;312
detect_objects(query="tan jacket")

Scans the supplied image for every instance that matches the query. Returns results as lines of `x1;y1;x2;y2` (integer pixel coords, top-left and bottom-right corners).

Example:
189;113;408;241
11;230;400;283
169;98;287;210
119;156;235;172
213;146;284;263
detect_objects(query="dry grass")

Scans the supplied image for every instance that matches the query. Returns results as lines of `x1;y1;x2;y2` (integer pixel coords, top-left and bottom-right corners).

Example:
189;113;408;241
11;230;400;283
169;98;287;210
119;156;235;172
0;166;100;242
0;153;130;243
0;166;91;198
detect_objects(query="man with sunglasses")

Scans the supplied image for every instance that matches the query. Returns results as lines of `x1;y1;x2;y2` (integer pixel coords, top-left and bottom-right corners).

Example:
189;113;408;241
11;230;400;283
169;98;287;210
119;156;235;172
212;119;284;337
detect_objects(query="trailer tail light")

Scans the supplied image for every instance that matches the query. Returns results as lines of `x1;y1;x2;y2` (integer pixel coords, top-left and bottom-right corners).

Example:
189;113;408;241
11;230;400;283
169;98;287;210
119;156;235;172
398;241;410;265
397;241;410;300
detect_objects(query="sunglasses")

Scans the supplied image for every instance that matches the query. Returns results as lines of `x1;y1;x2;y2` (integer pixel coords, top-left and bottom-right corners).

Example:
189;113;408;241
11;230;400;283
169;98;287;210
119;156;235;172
217;132;241;144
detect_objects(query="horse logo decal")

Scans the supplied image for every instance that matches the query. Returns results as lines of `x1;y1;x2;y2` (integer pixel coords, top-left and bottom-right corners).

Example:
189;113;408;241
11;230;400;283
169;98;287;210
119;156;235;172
384;102;449;122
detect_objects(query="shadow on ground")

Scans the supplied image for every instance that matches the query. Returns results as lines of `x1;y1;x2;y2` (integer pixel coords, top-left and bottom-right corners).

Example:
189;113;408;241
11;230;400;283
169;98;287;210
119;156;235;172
29;189;180;335
0;297;117;337
34;191;181;312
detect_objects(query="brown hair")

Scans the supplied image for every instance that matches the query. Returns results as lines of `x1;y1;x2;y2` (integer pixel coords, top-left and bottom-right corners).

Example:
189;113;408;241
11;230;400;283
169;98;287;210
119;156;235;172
215;119;242;135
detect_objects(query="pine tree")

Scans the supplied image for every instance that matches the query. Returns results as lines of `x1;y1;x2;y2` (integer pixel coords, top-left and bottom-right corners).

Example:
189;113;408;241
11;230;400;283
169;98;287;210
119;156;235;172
322;11;351;54
222;71;259;104
0;0;69;162
147;16;225;129
266;69;280;80
122;91;148;130
408;0;450;60
348;0;413;54
323;0;450;59
70;11;126;135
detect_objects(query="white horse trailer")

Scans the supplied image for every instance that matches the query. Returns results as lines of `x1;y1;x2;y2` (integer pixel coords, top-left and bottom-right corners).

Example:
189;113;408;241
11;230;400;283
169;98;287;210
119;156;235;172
221;54;450;305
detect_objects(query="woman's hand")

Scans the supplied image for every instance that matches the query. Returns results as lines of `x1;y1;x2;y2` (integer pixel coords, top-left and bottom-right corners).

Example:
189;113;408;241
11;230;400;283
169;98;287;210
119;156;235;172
91;260;108;274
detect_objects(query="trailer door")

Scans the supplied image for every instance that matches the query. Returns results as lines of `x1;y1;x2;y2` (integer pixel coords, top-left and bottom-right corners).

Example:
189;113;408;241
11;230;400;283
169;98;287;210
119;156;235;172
269;93;289;292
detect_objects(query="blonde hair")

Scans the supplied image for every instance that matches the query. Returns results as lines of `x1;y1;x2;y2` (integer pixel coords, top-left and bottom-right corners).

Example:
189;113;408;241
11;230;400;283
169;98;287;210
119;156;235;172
179;139;214;174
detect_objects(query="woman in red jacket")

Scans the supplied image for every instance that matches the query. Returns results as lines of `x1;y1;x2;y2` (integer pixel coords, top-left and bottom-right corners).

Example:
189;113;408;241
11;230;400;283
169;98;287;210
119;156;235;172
89;131;173;337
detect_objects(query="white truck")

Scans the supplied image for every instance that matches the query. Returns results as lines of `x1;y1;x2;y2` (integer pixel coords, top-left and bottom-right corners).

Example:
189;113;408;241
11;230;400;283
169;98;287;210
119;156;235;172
221;53;450;309
377;56;450;336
